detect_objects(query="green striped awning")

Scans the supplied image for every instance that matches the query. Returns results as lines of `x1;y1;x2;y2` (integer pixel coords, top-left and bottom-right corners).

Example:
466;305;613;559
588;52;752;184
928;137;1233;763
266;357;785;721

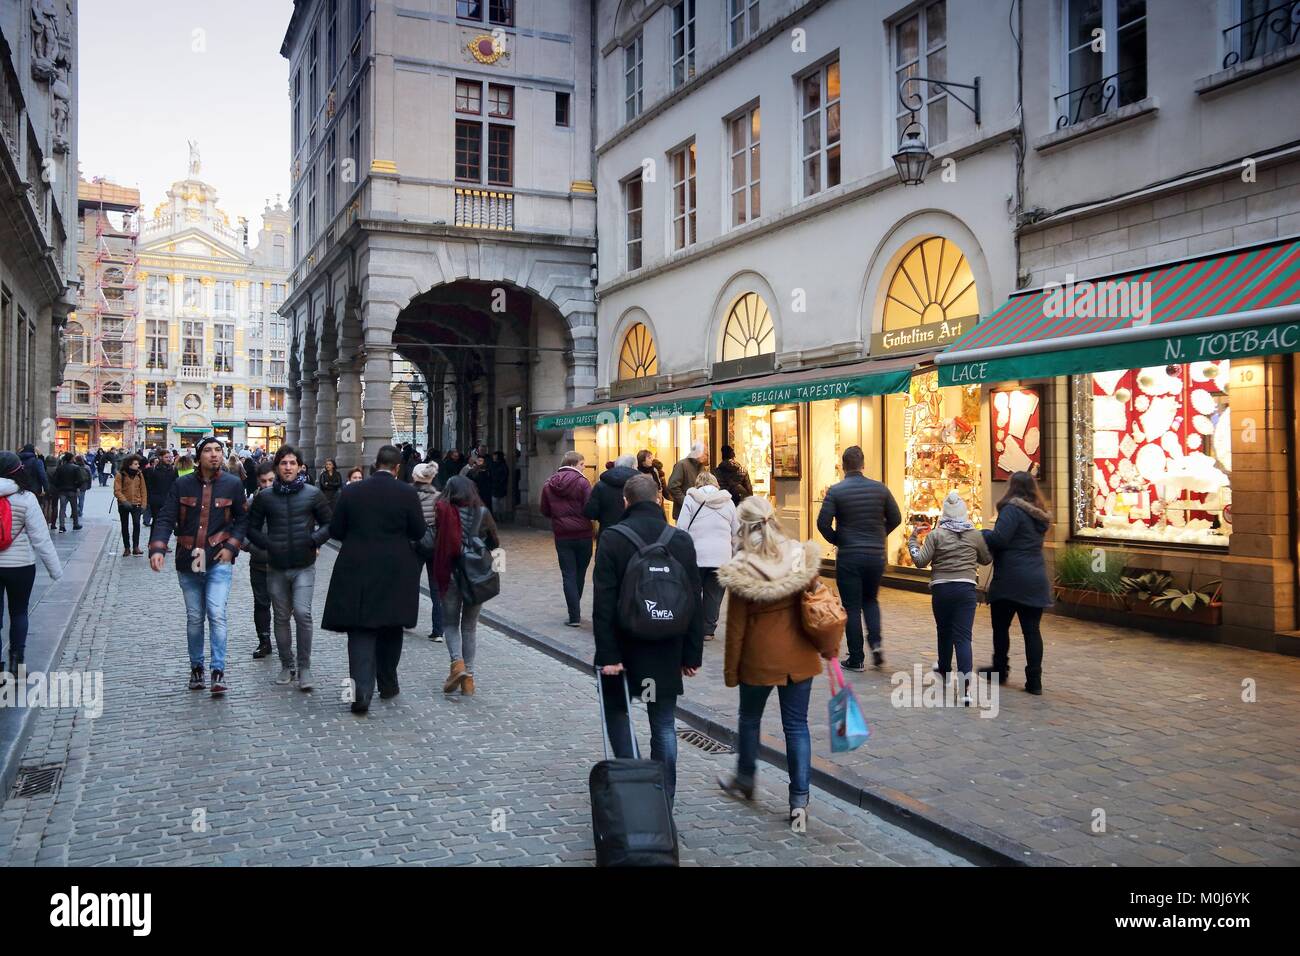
711;357;916;410
937;238;1300;386
535;403;624;431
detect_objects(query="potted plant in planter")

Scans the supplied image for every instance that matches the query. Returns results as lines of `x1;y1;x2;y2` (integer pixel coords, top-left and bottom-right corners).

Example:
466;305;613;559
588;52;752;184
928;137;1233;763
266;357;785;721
1053;544;1128;608
1122;571;1223;625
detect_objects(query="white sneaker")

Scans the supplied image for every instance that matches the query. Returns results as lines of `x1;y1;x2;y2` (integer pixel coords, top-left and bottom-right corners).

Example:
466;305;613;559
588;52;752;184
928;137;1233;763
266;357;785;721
297;667;314;691
275;667;295;685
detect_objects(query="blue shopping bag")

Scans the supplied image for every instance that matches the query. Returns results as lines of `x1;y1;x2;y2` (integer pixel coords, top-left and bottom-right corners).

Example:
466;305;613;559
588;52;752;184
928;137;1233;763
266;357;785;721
827;659;869;753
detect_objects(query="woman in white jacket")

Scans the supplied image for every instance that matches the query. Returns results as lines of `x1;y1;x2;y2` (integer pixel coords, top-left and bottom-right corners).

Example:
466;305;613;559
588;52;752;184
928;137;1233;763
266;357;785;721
678;471;739;640
0;451;64;684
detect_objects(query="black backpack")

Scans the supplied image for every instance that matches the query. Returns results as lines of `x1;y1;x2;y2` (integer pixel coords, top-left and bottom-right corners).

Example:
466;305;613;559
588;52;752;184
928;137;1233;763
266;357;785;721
609;524;696;640
455;506;501;605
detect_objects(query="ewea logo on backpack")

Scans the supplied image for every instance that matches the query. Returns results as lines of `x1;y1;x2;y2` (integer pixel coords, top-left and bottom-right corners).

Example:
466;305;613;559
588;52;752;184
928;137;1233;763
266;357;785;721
644;599;674;621
611;524;696;639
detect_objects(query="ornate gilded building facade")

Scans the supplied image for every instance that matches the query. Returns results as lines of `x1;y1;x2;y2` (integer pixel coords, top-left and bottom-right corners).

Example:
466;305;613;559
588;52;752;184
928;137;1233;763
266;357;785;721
126;149;292;451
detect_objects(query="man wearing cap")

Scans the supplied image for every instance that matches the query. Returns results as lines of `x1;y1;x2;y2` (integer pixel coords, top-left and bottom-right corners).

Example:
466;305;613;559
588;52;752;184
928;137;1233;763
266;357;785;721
149;436;249;696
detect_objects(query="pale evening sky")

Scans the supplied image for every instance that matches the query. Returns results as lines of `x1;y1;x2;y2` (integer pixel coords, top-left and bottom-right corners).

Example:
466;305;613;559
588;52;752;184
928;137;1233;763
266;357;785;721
78;0;295;233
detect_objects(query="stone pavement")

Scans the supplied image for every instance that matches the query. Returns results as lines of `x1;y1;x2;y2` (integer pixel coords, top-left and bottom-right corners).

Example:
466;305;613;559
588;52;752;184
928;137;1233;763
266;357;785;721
0;527;964;867
485;524;1300;866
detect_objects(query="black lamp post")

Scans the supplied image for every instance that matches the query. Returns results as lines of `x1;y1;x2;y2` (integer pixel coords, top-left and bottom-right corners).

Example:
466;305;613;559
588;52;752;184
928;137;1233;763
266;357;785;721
892;75;981;187
408;379;426;447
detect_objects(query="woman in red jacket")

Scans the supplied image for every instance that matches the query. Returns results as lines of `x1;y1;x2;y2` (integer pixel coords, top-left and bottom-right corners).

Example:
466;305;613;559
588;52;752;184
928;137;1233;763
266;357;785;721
539;451;594;628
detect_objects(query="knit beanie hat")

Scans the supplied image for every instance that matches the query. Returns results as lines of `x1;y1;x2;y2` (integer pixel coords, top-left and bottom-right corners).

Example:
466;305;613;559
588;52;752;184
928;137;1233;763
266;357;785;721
412;462;438;484
195;436;224;458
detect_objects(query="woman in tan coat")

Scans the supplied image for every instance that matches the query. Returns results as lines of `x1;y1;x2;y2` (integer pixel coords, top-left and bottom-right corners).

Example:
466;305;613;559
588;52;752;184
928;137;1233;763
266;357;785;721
715;496;836;820
112;455;148;556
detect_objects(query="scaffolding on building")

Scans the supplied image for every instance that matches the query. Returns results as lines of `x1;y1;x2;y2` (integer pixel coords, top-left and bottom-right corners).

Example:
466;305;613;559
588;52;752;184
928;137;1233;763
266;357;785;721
64;179;142;451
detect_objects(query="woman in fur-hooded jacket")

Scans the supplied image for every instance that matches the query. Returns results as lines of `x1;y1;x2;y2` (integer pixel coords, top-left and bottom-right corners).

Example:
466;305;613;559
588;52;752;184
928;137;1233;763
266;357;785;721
715;496;835;818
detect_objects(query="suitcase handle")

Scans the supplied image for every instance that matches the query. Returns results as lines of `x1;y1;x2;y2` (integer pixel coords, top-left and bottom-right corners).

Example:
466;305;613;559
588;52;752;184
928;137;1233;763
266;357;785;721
594;665;641;761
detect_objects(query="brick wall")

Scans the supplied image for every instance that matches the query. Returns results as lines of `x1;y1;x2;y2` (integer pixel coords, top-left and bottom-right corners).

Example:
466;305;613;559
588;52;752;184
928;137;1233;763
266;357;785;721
1020;158;1300;288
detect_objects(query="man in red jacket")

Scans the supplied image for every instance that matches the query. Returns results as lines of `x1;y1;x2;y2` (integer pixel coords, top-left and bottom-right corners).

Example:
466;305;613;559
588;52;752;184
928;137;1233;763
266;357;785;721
539;450;594;627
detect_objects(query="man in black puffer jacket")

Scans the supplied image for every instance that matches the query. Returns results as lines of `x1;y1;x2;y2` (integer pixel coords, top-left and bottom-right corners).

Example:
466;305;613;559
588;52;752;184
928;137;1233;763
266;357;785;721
246;444;332;691
583;453;638;538
816;444;901;672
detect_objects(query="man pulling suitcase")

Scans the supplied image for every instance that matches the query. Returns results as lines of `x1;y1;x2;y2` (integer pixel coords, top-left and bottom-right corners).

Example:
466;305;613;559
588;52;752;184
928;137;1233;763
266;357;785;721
589;472;704;864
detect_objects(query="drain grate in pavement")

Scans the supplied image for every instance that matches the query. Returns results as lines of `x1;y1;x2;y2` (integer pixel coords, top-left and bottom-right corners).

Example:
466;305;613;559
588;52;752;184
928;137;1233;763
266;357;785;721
11;763;64;799
677;729;733;755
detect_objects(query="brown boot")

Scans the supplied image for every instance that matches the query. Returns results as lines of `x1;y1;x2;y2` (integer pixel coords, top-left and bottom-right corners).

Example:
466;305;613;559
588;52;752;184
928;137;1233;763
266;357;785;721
461;674;476;696
442;659;467;694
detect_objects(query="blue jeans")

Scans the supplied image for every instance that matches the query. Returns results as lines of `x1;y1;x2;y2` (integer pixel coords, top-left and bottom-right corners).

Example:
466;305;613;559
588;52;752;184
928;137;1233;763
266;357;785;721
737;677;813;809
0;565;37;661
931;581;977;676
836;551;885;662
424;560;445;636
178;563;234;672
600;675;678;804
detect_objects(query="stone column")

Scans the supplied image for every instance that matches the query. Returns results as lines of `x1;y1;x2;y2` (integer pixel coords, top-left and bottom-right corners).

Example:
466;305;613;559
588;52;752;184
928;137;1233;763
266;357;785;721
1222;354;1294;642
297;374;318;468
360;300;399;463
335;356;364;469
314;331;339;468
285;353;301;448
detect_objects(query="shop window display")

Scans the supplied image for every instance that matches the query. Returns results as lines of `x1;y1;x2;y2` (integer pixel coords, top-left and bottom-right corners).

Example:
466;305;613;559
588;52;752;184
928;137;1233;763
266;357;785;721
1073;362;1231;547
731;405;773;498
886;370;982;568
811;398;863;558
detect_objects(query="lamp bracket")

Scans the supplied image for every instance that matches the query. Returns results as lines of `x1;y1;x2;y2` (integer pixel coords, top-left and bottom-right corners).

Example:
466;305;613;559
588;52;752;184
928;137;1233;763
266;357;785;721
897;75;980;125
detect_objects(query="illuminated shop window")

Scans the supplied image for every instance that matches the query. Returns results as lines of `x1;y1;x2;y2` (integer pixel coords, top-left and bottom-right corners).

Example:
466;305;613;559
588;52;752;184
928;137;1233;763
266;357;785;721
1073;362;1231;547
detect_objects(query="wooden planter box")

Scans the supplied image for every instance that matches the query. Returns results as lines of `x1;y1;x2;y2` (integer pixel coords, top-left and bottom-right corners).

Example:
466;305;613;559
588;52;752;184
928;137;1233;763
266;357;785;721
1053;586;1125;609
1127;599;1223;626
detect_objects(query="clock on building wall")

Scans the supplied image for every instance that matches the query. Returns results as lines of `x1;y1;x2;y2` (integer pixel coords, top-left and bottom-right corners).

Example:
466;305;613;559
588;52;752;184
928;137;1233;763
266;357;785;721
184;393;202;410
468;34;507;64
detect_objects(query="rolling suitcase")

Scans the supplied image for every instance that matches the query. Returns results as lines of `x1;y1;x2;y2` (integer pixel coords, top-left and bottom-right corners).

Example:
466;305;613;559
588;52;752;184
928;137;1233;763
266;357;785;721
589;667;679;867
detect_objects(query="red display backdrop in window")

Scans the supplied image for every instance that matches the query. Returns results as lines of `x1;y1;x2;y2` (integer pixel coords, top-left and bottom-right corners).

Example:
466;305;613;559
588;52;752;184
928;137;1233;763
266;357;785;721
1081;363;1232;547
991;387;1041;480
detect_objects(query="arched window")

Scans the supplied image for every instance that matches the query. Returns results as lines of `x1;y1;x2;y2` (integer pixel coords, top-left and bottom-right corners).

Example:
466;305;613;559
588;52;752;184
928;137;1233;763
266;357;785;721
720;292;775;362
617;322;658;380
103;267;125;285
883;237;979;332
71;380;91;404
65;321;88;364
101;382;123;405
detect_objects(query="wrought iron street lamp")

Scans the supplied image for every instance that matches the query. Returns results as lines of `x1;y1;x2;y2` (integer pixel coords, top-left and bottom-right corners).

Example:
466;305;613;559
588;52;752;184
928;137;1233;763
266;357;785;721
892;75;981;187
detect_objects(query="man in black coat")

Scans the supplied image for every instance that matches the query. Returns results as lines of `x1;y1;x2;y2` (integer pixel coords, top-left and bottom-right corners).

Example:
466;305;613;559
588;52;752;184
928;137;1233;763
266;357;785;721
145;450;178;526
592;473;704;805
51;453;83;532
816;444;901;672
246;445;333;691
583;453;638;537
322;444;428;714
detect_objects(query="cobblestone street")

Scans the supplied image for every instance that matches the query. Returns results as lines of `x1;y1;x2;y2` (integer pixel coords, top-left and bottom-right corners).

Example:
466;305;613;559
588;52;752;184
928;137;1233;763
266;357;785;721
0;487;963;867
484;523;1300;867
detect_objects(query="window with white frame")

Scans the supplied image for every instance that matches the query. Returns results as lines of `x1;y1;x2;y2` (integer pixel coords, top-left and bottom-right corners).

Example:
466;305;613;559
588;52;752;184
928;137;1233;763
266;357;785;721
624;174;644;270
624;33;644;122
249;349;264;378
671;1;696;89
215;281;235;313
183;278;202;309
800;58;841;198
326;131;336;225
214;323;235;373
182;320;203;366
146;382;168;409
729;0;759;49
146;319;168;369
292;68;302;152
307;162;318;242
146;275;170;307
894;1;947;146
1061;0;1147;127
728;104;761;227
249;388;264;411
670;141;696;251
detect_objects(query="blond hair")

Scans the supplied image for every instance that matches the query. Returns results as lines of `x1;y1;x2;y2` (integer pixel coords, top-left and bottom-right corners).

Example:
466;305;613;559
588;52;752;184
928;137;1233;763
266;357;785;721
734;495;787;561
694;471;718;488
